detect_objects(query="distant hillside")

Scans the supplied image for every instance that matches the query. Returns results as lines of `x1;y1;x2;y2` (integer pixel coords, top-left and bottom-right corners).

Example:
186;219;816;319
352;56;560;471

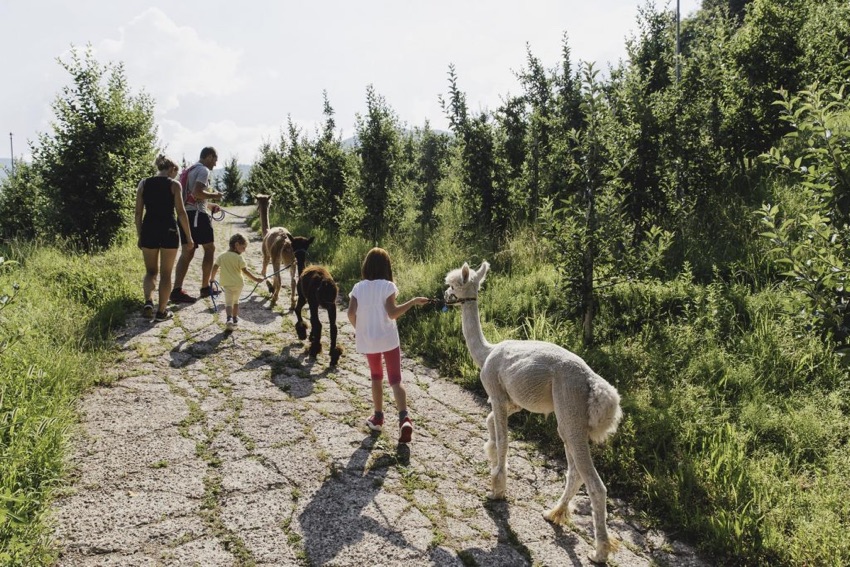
211;164;251;181
0;161;252;184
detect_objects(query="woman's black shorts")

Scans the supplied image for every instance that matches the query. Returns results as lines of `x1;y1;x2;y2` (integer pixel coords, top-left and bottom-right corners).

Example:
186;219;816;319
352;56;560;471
178;211;215;247
139;219;180;249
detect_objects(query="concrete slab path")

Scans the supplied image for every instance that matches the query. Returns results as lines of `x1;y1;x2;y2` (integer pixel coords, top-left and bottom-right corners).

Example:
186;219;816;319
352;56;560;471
51;206;710;567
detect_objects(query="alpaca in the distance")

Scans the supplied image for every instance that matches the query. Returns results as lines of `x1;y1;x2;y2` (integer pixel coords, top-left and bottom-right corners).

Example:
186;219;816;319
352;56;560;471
294;265;343;366
444;261;623;564
255;194;313;310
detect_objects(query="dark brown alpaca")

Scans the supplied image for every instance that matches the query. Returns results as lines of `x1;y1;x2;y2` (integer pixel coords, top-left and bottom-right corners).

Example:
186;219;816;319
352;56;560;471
255;194;313;310
295;265;343;366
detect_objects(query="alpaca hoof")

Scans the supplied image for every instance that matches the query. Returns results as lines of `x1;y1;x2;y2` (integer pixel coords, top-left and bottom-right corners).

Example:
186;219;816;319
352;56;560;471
308;341;322;358
295;322;308;340
588;539;617;564
265;282;274;294
330;346;343;366
543;507;568;525
486;491;506;500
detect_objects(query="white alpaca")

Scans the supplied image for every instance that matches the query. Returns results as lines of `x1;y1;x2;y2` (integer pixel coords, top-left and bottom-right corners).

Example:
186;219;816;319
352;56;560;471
445;261;623;564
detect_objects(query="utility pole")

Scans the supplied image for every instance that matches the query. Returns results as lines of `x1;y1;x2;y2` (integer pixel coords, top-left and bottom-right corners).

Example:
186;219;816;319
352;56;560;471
8;132;13;176
675;0;681;83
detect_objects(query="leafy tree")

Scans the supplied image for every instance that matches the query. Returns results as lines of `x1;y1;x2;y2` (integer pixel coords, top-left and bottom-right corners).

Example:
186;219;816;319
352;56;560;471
758;82;850;342
440;65;509;243
545;64;671;346
0;161;45;239
414;122;450;232
355;85;402;243
220;156;245;205
32;46;157;251
305;91;349;230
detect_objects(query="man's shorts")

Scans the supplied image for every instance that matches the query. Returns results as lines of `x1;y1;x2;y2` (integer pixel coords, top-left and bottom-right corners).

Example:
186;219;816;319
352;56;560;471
178;210;215;247
139;219;180;249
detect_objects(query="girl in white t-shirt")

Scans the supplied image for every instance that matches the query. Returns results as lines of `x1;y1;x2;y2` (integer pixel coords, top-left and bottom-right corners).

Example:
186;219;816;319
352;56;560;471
348;247;429;443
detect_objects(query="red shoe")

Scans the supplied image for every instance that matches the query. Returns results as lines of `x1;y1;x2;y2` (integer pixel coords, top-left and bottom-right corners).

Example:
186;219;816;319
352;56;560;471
366;415;384;432
399;417;413;443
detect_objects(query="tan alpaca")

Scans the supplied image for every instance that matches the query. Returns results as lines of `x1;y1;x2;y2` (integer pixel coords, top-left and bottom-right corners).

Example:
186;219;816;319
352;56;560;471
444;261;623;564
255;195;312;310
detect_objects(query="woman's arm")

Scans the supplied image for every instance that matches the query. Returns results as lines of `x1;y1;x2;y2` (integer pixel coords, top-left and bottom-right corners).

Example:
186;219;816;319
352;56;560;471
348;296;357;327
134;180;145;246
173;181;195;248
384;293;429;320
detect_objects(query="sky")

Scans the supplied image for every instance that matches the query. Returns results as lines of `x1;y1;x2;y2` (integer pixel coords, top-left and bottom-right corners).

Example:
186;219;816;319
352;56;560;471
0;0;702;165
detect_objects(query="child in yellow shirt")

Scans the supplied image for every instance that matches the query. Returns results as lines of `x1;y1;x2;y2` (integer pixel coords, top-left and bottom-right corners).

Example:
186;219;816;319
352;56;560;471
210;233;263;330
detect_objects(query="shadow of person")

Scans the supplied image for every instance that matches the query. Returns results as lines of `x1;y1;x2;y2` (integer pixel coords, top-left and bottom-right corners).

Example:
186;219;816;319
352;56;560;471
168;329;233;368
456;499;583;567
297;436;415;565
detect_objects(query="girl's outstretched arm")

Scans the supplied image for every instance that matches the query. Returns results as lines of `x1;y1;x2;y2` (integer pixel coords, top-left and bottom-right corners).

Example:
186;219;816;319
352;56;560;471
384;293;429;320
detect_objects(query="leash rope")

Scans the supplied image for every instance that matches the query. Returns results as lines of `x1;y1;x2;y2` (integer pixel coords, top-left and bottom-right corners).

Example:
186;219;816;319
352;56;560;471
209;261;297;309
210;207;251;221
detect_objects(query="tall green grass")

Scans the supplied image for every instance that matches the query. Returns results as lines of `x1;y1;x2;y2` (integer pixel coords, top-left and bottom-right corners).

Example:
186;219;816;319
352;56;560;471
0;240;140;565
268;207;850;565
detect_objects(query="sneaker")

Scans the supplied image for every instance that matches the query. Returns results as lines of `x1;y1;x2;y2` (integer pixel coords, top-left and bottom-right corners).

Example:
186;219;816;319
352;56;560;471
232;317;239;326
142;300;154;318
199;286;221;298
399;417;414;443
154;309;174;322
225;318;235;331
170;288;197;304
366;415;384;432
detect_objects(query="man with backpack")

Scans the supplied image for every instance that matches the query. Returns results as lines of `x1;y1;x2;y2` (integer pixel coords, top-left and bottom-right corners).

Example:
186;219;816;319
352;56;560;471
170;147;224;304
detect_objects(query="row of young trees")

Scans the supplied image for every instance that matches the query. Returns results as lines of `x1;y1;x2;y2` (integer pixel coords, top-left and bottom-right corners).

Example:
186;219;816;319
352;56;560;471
244;0;849;345
0;0;847;346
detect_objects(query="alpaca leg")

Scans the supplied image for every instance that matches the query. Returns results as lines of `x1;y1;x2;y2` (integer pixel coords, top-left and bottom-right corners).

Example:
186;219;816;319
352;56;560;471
294;289;307;340
543;446;583;524
308;301;322;357
289;265;297;312
484;410;497;468
327;305;341;366
270;258;281;307
487;398;510;500
571;441;613;564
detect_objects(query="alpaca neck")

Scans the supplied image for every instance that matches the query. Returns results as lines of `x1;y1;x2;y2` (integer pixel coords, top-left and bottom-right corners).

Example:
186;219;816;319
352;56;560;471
259;202;269;237
461;300;493;368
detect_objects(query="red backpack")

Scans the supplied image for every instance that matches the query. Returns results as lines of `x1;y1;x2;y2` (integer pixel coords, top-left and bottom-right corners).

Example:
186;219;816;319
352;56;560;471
179;164;201;205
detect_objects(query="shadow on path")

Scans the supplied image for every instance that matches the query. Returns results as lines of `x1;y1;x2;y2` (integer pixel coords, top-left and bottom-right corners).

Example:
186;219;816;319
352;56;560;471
298;436;414;565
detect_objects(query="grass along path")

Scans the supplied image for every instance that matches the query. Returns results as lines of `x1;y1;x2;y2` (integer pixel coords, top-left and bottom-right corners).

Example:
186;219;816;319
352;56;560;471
50;206;708;566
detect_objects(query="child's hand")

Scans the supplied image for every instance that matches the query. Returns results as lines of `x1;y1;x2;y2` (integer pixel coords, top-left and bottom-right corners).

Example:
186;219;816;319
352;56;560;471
414;297;430;306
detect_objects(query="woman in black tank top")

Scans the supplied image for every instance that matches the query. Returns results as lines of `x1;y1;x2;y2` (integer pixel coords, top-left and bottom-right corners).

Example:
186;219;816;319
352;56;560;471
134;154;194;321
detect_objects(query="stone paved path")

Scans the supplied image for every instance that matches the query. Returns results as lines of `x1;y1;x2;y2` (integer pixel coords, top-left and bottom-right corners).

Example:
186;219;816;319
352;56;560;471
51;206;710;566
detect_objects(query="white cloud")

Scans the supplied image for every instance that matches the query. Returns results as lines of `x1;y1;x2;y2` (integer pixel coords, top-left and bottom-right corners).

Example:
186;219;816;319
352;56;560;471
97;7;244;112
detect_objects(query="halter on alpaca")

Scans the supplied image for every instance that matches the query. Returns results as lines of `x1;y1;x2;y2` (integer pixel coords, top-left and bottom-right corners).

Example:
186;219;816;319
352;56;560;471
294;265;343;365
444;261;623;564
255;194;313;310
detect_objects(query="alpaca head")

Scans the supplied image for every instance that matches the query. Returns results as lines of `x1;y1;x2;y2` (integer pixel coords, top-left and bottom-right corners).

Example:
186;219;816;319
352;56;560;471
290;236;314;275
444;261;489;303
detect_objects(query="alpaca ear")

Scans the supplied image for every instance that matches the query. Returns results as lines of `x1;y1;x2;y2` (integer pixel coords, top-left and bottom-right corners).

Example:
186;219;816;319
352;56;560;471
307;236;315;246
461;263;470;283
477;261;490;283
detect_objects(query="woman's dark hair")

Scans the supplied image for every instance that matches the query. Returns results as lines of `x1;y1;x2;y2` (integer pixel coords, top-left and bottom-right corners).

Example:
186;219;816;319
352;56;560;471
361;247;393;281
155;154;178;172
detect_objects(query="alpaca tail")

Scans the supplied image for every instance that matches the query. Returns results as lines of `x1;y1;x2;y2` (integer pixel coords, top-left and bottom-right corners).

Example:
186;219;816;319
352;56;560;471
587;376;622;444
